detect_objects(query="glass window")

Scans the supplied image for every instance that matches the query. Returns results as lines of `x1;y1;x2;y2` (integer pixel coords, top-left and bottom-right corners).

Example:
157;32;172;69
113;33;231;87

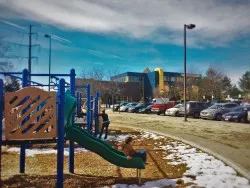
170;77;176;82
164;76;171;81
197;103;204;108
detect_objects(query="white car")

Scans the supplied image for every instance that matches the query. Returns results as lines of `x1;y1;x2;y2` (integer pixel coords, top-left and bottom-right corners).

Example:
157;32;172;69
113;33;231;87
165;104;183;116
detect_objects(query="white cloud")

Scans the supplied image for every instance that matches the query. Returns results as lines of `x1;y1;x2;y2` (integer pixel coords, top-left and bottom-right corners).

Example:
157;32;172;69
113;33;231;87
1;0;250;47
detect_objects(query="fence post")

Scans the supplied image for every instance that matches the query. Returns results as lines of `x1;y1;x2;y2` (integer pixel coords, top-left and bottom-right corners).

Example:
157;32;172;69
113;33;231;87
57;79;65;188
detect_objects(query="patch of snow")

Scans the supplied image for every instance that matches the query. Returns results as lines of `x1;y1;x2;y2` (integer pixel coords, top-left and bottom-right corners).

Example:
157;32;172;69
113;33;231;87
158;140;250;188
110;177;193;188
111;131;250;188
106;134;128;142
7;147;88;157
140;131;165;140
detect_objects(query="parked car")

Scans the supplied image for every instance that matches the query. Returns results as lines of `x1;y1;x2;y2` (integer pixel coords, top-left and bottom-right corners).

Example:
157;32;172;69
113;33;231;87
200;102;239;121
222;106;250;123
165;104;183;116
151;101;179;115
128;103;151;113
138;104;152;114
113;102;128;111
179;101;210;118
119;102;138;112
248;111;250;123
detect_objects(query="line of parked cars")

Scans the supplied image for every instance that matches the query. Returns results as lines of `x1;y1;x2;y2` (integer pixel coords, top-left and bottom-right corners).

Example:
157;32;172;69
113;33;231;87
114;100;250;124
166;101;250;123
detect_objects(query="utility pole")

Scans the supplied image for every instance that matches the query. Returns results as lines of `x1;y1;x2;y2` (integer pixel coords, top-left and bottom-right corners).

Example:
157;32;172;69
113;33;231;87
27;25;39;76
28;25;32;74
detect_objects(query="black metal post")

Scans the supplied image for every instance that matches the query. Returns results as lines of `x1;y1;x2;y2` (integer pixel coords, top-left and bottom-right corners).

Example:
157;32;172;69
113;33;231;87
48;37;51;91
184;24;187;122
28;25;32;74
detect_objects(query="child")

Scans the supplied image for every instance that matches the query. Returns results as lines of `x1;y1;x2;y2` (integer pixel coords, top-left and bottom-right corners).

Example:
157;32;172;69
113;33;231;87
119;136;147;163
99;109;110;139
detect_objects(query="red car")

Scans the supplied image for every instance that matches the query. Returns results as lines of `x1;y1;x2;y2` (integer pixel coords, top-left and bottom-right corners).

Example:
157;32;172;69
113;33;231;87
151;101;179;115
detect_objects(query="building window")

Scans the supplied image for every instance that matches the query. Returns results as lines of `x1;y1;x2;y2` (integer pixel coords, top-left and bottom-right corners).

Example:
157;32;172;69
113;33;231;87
164;76;171;81
170;77;176;82
129;76;139;82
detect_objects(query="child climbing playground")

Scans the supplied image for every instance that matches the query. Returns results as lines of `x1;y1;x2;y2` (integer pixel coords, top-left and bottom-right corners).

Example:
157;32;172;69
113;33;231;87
99;109;110;139
119;136;147;163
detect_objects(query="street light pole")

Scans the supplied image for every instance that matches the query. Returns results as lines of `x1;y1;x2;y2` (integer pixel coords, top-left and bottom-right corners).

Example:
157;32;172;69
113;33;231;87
184;24;195;122
45;34;52;91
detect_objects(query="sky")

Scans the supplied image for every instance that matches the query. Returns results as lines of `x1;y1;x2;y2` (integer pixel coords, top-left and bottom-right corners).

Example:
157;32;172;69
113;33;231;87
0;0;250;85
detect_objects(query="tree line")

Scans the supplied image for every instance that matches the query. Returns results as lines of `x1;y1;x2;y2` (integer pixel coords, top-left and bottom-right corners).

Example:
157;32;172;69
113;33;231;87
159;66;250;101
1;64;250;102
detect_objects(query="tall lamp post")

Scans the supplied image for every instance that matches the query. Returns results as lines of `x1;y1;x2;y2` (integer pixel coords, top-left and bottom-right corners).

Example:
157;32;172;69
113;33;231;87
44;34;52;91
184;24;195;122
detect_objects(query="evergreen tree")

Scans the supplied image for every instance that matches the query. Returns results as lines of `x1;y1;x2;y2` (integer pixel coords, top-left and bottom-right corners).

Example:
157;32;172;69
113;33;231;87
238;71;250;95
4;76;20;92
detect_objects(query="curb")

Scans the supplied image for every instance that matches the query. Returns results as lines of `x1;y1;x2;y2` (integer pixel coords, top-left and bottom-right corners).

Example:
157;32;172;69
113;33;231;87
115;125;250;181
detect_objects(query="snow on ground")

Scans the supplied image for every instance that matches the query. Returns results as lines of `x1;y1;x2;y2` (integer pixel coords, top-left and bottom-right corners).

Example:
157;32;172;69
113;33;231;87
7;147;88;157
111;131;250;188
106;134;129;142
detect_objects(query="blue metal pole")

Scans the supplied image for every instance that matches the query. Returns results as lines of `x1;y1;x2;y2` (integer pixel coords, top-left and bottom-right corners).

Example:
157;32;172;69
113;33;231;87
76;92;79;116
0;79;4;181
94;92;100;137
29;73;70;77
79;92;82;116
69;69;75;173
86;84;91;133
0;72;22;75
20;69;29;173
57;79;65;188
90;96;93;133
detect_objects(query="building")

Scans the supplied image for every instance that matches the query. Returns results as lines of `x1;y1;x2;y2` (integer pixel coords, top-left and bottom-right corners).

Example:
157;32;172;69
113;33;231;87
75;78;141;103
111;67;201;102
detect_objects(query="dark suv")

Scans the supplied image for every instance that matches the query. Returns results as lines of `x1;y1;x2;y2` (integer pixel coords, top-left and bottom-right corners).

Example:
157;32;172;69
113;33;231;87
179;101;210;118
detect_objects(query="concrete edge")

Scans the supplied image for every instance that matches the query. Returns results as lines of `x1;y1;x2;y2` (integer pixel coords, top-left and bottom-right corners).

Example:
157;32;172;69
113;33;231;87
115;125;250;181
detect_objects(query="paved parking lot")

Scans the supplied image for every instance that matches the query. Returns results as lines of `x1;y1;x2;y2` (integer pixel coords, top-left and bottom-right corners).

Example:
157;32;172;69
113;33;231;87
108;110;250;179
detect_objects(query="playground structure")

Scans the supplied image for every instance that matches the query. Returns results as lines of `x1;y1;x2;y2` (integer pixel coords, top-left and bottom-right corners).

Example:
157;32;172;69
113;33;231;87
0;69;145;188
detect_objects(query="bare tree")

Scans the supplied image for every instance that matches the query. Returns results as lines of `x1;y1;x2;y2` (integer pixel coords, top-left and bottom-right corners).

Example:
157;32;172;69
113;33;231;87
79;67;106;96
199;66;225;100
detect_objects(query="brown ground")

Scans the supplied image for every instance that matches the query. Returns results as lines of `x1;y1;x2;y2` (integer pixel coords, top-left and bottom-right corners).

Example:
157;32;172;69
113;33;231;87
109;111;250;178
1;127;191;188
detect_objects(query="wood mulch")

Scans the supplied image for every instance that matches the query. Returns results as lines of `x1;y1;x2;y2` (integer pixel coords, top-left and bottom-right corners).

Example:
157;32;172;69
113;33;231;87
1;127;192;188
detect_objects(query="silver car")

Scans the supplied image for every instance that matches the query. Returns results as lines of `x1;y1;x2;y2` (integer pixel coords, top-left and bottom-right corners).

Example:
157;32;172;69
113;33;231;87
200;103;239;121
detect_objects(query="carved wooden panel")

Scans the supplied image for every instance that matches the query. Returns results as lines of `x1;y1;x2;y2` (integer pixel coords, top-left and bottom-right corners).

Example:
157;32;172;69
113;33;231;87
4;87;57;140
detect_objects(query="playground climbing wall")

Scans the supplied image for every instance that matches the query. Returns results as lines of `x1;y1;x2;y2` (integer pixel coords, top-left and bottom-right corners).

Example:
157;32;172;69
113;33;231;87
4;87;57;140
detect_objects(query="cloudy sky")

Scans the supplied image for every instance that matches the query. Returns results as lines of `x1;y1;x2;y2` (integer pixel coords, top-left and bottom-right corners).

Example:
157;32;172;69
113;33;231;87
0;0;250;85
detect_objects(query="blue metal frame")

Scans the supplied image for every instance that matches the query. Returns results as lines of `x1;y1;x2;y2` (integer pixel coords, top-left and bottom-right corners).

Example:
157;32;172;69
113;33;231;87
90;96;93;132
79;92;82;115
94;92;100;137
86;84;91;132
69;69;75;173
0;79;4;180
57;79;65;188
20;69;29;173
76;92;80;116
0;68;101;186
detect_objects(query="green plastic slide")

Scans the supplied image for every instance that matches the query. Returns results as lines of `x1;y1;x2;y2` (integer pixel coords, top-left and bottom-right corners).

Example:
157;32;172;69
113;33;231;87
64;92;145;169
